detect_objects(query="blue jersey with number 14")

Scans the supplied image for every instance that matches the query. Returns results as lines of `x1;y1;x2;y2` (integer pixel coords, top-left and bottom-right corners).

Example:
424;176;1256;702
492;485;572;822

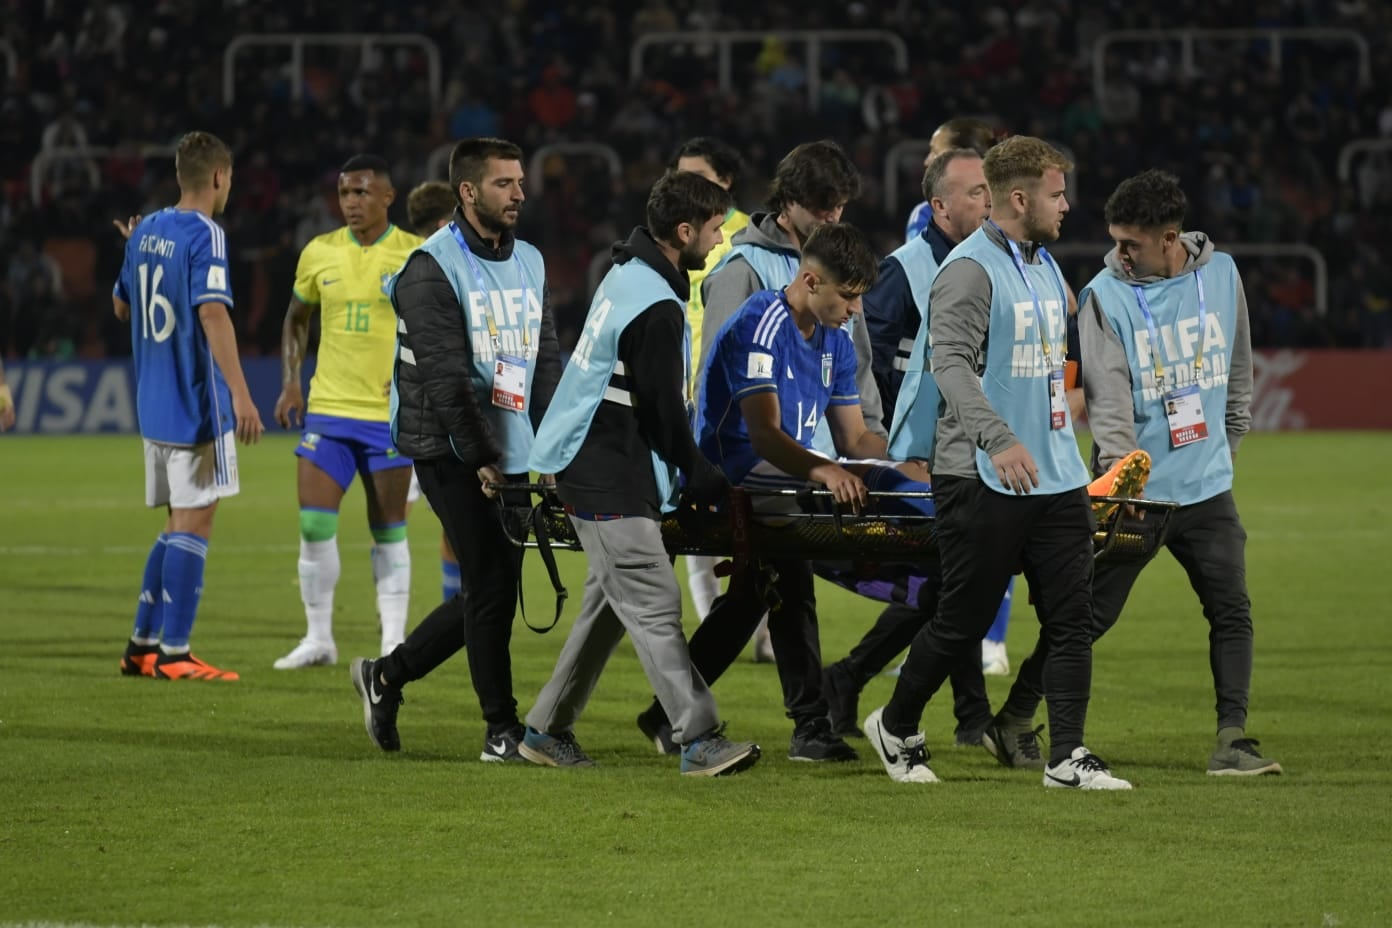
114;208;235;445
697;289;859;484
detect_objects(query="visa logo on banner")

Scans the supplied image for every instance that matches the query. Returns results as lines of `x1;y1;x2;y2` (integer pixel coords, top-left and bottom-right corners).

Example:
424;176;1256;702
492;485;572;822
5;359;294;434
7;362;138;432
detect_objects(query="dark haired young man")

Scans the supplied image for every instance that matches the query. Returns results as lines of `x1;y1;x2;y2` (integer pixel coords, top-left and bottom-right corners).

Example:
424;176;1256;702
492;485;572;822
349;137;563;763
637;224;933;762
996;169;1277;777
272;154;424;669
521;171;761;777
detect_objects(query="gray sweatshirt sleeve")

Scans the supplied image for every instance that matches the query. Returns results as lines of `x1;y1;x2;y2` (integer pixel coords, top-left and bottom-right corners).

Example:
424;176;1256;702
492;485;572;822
928;259;1017;456
698;258;761;371
850;316;888;440
1225;273;1253;456
1078;290;1139;472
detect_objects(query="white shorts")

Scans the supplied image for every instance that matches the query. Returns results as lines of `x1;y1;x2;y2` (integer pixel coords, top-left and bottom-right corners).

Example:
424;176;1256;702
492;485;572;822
144;431;239;509
407;466;422;505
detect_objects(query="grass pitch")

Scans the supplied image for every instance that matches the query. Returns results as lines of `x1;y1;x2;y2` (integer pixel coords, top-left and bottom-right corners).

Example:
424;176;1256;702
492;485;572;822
1;432;1390;927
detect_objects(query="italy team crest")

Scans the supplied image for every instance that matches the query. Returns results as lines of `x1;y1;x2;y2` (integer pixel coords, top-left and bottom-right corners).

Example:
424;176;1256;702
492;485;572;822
821;353;833;388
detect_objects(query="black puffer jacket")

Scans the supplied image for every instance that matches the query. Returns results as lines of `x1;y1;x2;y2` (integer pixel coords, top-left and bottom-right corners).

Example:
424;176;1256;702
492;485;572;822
390;211;561;466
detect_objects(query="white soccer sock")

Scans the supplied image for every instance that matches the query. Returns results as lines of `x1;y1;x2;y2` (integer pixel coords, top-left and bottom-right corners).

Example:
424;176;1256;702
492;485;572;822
686;555;721;622
372;539;411;654
298;537;340;644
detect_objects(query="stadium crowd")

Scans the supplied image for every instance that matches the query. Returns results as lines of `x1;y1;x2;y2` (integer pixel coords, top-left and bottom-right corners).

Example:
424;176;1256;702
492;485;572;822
2;0;1391;361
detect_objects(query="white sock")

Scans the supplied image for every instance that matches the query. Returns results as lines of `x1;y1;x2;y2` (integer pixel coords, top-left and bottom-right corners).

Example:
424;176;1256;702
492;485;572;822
298;537;340;644
372;539;411;653
686;555;721;622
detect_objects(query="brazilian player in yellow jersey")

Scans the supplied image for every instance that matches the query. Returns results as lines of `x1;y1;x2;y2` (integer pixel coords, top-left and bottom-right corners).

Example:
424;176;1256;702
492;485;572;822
670;137;750;624
272;155;423;669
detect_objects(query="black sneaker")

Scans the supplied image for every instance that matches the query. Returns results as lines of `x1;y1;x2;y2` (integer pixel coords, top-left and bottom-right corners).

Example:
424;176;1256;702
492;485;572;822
823;662;864;738
349;657;402;752
480;724;525;763
789;717;860;762
636;702;679;756
981;715;1045;770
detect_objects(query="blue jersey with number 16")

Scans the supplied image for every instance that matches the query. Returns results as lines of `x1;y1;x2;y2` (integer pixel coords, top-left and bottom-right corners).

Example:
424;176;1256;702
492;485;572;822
114;208;235;445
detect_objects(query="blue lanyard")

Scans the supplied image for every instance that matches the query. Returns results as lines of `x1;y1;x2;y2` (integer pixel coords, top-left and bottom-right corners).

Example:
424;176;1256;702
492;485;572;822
449;222;533;351
987;220;1066;370
1131;269;1206;385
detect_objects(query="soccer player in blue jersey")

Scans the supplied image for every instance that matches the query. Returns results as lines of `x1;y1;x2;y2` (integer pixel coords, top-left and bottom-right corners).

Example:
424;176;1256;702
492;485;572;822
272;156;423;669
636;223;933;762
113;131;263;681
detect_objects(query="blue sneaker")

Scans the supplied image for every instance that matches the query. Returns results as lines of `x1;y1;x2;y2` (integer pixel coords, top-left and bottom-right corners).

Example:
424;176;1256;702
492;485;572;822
518;726;595;768
680;725;761;777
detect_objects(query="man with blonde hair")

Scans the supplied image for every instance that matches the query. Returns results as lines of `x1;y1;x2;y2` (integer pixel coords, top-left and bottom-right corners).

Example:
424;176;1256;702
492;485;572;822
864;137;1131;790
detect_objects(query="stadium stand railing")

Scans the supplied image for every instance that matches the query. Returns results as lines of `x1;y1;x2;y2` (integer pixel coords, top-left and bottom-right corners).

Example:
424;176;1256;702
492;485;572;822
629;29;908;109
1338;138;1392;184
221;33;442;108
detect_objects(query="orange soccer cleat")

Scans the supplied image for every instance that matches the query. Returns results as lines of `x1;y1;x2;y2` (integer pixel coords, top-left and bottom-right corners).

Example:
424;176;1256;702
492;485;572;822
119;643;159;678
1089;449;1151;521
153;651;241;681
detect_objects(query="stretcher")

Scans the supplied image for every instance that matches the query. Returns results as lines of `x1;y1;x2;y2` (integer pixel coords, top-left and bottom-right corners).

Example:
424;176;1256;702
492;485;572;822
497;485;1178;566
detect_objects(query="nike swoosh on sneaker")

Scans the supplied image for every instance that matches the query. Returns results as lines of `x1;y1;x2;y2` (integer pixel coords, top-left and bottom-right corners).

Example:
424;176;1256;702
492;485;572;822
1045;771;1081;787
368;674;383;705
874;730;899;766
487;739;508;755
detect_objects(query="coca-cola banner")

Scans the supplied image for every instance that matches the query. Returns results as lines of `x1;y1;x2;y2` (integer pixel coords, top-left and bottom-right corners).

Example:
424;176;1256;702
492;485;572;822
1252;350;1392;430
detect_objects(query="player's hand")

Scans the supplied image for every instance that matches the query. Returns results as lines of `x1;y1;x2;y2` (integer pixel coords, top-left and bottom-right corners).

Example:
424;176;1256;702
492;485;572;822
894;459;932;484
112;215;142;240
991;444;1039;495
537;472;556;487
232;392;264;445
478;464;505;498
0;384;15;431
274;382;304;429
684;464;730;508
809;462;868;514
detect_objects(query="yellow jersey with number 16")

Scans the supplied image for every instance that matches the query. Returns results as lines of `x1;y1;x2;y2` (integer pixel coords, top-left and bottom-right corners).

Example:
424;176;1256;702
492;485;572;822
293;224;422;422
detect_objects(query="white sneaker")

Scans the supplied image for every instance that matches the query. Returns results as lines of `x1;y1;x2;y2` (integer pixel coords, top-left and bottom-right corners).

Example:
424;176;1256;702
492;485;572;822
1042;746;1133;790
864;707;939;783
981;639;1010;676
273;638;338;670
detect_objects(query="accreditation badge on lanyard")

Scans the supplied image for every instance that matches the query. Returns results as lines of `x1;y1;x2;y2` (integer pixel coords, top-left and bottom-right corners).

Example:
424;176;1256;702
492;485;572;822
492;354;527;411
992;221;1069;430
1133;270;1209;448
451;222;536;411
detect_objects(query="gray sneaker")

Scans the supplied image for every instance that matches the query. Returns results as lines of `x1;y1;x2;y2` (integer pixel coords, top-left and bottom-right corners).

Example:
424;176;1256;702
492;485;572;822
982;715;1046;770
681;726;761;777
518;726;596;768
1208;728;1282;776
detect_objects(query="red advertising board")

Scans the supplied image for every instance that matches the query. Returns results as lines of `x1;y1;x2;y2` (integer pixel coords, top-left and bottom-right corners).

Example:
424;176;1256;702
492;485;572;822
1252;350;1392;430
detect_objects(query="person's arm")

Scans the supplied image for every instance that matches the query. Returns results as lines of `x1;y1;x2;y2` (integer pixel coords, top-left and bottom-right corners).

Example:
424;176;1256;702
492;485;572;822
1078;290;1139;470
274;243;321;429
530;279;562;429
0;358;14;431
621;300;710;477
698;257;760;371
929;259;1016;454
199;303;263;445
861;255;911;389
393;252;502;468
742;393;867;510
850;316;888;440
1226;273;1254;460
825;402;887;459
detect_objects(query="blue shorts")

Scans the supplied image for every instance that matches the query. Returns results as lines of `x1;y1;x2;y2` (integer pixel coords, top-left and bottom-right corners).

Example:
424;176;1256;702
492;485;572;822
295;413;412;491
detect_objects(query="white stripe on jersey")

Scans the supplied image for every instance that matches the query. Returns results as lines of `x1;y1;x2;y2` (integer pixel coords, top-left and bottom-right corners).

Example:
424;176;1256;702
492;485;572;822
753;302;788;349
194;212;226;259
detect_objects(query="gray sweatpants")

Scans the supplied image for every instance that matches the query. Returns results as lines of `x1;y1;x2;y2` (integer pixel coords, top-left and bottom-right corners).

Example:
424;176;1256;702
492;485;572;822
526;516;720;745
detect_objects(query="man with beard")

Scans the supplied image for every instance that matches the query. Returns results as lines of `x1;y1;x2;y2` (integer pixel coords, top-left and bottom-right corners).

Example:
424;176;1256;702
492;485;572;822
271;155;424;668
518;171;761;777
349;138;562;763
864;137;1131;790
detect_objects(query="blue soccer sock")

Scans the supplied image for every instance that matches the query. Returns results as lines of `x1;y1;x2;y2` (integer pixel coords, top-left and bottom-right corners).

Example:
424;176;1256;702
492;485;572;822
442;559;461;602
862;464;936;517
986;576;1014;643
131;534;168;643
159;532;209;652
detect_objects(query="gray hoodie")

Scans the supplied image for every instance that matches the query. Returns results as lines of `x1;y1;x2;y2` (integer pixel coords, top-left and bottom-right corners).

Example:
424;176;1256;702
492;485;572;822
697;211;887;440
1079;231;1253;471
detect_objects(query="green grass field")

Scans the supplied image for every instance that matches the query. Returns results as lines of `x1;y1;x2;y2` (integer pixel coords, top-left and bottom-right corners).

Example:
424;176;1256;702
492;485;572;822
2;432;1390;928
